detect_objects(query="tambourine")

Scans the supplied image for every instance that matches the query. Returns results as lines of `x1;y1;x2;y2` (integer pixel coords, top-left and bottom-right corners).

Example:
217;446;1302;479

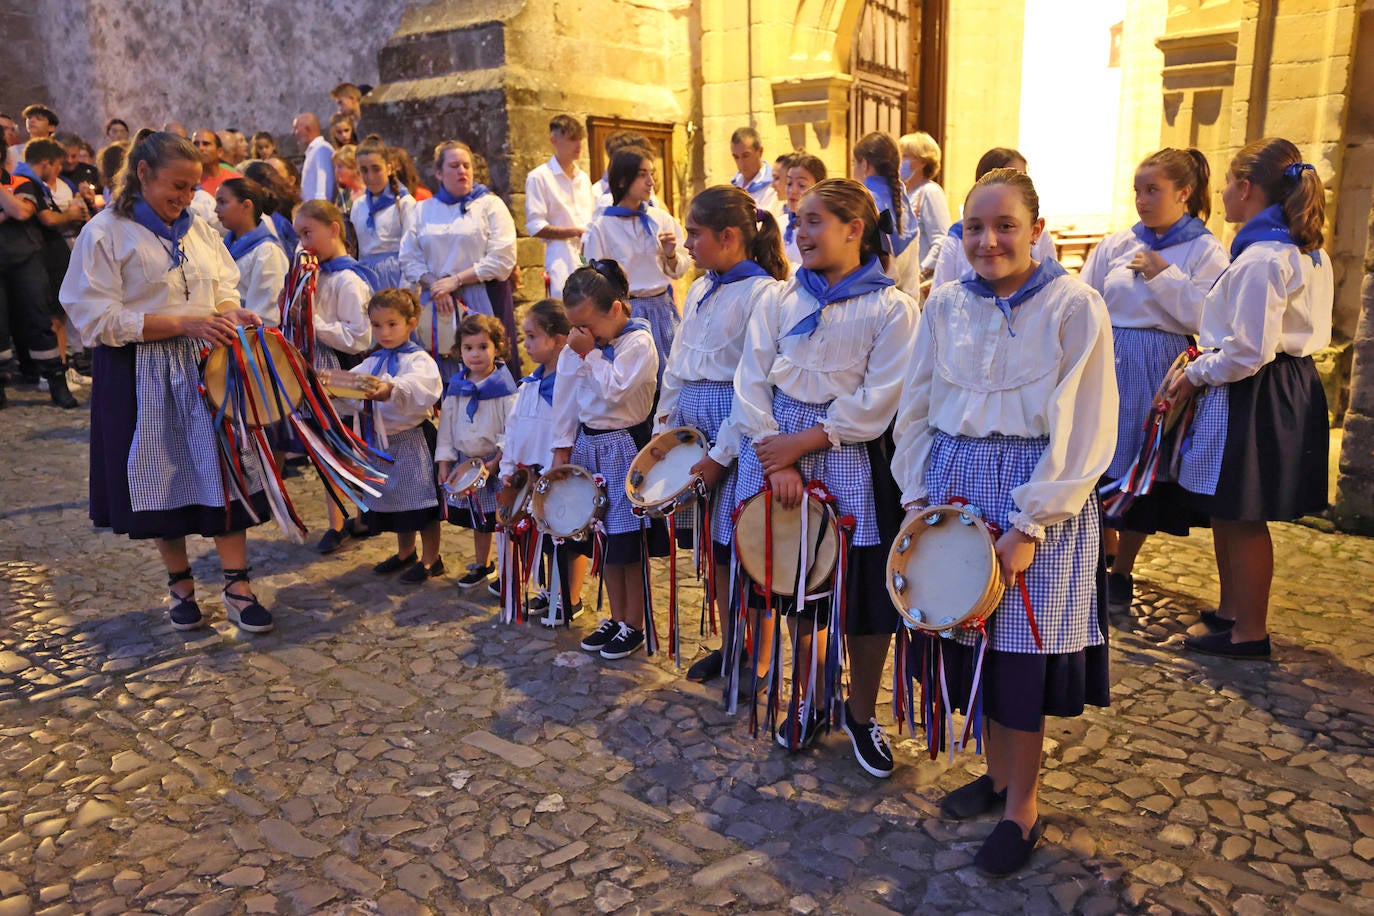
626;426;708;517
733;490;841;598
417;297;458;357
201;329;305;425
496;466;538;529
318;368;377;400
443;457;489;504
886;503;1003;634
1152;346;1202;433
531;465;607;541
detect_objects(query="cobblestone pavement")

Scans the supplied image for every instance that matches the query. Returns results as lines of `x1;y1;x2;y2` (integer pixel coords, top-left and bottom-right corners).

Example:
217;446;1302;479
2;384;1373;915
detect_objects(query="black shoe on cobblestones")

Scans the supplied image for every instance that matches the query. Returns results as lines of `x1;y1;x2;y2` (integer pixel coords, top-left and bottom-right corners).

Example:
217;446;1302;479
841;701;893;777
580;619;619;651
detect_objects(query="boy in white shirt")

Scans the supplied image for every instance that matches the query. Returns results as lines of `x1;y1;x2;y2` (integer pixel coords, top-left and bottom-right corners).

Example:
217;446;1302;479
525;115;594;300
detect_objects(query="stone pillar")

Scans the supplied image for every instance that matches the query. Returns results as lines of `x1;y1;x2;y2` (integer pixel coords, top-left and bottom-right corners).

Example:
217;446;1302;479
1333;201;1374;533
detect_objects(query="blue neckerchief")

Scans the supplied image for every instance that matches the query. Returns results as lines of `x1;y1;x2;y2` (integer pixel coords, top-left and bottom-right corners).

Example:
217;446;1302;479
132;197;193;268
371;340;423;377
12;162;53;207
782;257;895;338
697;260;772;311
446;361;518;420
1230;204;1321;266
1131;214;1210;252
959;258;1068;337
948;221;964;240
863;176;917;256
270;211;298;257
436;183;489;214
319;254;381;290
734;163;773;196
603;202;655;236
225;224;275;260
364;186;398;229
519;363;558;406
784;208;798;244
596;316;652;361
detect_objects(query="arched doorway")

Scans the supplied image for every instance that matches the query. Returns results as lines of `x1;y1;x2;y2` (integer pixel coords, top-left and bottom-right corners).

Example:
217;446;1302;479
847;0;947;158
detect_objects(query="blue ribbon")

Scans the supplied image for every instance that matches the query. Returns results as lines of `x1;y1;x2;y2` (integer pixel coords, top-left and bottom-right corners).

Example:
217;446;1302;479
784;209;798;245
697;260;772;311
319;254;382;290
225;224;276;260
519;363;558;406
436;183;489;214
596;316;652;361
1230;204;1321;265
1130;214;1210;252
446;361;519;420
132;196;193;268
270;211;298;258
603;203;655;236
959;259;1067;337
782;257;895;338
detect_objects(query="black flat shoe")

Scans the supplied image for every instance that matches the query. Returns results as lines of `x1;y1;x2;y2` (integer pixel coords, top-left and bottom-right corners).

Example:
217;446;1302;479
974;817;1044;877
317;527;349;554
399;557;445;584
1199;610;1235;632
939;774;1007;820
1183;630;1270;659
373;552;418;575
686;649;725;683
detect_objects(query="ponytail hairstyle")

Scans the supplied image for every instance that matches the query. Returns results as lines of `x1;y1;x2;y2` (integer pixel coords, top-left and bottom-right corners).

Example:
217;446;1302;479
368;287;422;322
295;198;348;237
97;141;129;191
607;147;650;206
802;178;889;271
975;147;1027;179
356;138;399;194
1138;147;1212;221
1230;137;1325;252
458;312;511;361
967;167;1041;222
242;158;301;218
219;177;269;222
687;185;789;280
852;131;904;234
112;131;201;218
564;259;630;313
527;298;572;338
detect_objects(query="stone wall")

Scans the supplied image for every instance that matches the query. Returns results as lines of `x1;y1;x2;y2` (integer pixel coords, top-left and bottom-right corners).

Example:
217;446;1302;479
0;0;409;155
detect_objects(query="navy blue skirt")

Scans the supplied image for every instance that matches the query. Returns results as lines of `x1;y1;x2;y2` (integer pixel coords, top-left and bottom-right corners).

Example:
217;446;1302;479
89;343;271;540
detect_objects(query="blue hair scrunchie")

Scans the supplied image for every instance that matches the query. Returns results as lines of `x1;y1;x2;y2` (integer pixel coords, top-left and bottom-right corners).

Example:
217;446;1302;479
1284;162;1315;180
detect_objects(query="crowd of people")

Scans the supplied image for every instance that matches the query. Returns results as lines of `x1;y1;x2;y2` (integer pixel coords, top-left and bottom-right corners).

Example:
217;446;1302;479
0;85;1334;876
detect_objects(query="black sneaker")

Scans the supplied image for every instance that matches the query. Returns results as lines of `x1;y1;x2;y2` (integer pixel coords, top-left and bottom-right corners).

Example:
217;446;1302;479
373;552;417;574
580;619;619;652
599;623;644;660
456;562;495;589
316;527;349;554
487;578;503;598
400;557;445;584
686;649;724;683
540;599;583;628
775;706;825;751
1106;572;1133;610
527;592;550;613
841;701;894;777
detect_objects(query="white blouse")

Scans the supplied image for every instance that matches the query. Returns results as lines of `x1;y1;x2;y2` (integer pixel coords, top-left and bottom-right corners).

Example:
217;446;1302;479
932;227;1058;291
910;181;952;272
500;370;560;477
434;382;516;463
61;208;240;348
233;241;288;327
340;349;443;433
891;274;1118;538
399;194;517;287
1079;227;1228;335
734;278;919;450
657;273;781;464
524;157;594;295
581;206;692;295
313;269;373;355
551;327;659;448
1184;241;1333;388
350;193;417;259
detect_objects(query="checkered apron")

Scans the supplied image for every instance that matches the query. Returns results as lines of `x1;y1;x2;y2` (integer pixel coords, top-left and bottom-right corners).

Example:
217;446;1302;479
446;449;501;517
570;428;640;536
1109;327;1192;479
128;338;265;513
923;431;1103;655
630;289;678;388
360;252;405;292
735;392;880;546
669;379;738;544
1178;384;1228;497
366;425;439;514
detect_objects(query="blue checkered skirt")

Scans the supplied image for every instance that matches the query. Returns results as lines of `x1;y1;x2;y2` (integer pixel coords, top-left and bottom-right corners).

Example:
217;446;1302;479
361;252;406;293
735;392;880;546
365;425;438;515
630;289;678;388
570;428;640;536
1109;327;1192;479
923;432;1103;655
669;379;738;544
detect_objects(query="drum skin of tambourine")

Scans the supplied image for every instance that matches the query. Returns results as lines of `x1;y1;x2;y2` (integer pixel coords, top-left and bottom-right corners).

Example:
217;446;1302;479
201;332;305;425
444;457;488;502
531;465;607;540
625;426;708;516
496;466;536;528
733;490;840;597
886;503;1004;634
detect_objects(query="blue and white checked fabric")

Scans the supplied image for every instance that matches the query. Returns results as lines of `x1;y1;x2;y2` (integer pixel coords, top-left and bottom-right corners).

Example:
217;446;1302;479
735;392;879;546
128;338;265;513
446;450;501;517
630;289;678;389
360;252;406;292
365;425;438;514
923;431;1103;655
1178;384;1228;497
314;343;342;372
1108;327;1192;479
670;379;738;544
570;428;640;536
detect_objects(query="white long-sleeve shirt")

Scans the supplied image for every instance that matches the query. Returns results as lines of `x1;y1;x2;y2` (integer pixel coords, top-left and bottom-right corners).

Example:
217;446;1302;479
434;382;516;463
233;240;288;327
732;163;781;219
500;367;560;476
61;208;240;348
581;206;691;295
313;269;373;354
524;157;594;298
891;273;1118;538
1079;227;1228;335
656;273;781;464
1184;241;1333;388
932;226;1058;290
341;348;443;432
350;192;417;259
910;181;952;272
551;326;659;448
300;135;336;202
734;278;919;450
399;194;517;290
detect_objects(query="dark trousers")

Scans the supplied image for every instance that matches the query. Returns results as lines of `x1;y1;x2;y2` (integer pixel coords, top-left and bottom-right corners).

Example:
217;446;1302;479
0;256;62;369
